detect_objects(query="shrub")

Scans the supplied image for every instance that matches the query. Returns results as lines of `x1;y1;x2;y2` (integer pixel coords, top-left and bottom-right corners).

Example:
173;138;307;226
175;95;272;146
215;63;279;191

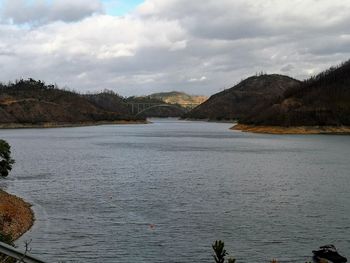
0;140;15;177
212;240;236;263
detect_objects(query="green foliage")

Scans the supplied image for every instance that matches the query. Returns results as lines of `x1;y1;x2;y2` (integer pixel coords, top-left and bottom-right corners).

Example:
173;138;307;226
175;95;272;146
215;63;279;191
0;140;15;177
212;240;236;263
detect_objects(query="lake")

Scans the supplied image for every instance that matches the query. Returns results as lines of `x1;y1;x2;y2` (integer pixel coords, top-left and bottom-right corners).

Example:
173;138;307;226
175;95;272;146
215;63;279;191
1;119;349;262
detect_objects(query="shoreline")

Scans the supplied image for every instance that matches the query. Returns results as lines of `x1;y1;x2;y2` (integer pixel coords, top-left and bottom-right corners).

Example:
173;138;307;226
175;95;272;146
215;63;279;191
181;118;237;123
232;123;350;134
0;190;34;241
0;120;148;129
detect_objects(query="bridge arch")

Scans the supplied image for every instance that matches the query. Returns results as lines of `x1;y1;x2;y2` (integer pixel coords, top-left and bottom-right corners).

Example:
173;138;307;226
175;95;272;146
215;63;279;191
134;104;188;116
127;102;200;115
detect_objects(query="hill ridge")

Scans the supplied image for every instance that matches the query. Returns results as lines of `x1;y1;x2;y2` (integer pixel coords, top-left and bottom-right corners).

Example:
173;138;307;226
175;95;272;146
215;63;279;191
241;60;350;127
184;74;300;121
0;79;143;127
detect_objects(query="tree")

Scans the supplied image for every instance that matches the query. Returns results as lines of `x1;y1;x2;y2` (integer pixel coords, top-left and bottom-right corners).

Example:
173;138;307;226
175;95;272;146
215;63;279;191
0;140;15;177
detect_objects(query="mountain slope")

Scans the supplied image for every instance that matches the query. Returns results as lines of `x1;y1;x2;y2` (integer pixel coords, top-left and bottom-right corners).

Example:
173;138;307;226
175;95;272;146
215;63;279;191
0;79;141;126
184;74;300;120
84;91;130;115
241;60;350;127
149;91;207;106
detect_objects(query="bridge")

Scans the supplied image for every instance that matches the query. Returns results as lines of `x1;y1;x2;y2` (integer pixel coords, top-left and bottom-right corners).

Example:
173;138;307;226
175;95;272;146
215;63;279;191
127;102;200;115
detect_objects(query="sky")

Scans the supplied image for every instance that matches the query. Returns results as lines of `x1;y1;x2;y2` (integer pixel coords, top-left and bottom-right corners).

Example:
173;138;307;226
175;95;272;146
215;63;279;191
0;0;349;96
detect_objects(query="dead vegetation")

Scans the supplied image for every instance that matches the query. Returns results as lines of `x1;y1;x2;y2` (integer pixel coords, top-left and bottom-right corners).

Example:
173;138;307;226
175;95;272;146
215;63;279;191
0;190;34;241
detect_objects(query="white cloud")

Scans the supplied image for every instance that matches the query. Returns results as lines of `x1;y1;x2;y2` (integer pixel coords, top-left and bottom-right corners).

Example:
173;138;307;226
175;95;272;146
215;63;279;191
0;0;350;96
188;76;207;83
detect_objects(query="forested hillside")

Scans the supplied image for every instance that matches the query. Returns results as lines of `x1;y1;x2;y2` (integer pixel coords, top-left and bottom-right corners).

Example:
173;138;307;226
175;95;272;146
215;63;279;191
0;79;142;127
184;74;300;121
241;60;350;126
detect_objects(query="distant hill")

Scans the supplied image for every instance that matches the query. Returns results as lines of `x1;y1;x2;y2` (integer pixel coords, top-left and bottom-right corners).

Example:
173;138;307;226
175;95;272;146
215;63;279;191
240;60;350;127
135;106;186;118
148;91;207;106
126;91;207;118
0;79;142;127
84;91;130;115
183;74;300;121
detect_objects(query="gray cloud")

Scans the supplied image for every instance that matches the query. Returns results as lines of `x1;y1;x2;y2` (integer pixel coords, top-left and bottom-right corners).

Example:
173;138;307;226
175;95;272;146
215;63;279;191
1;0;103;25
281;64;295;73
0;0;350;96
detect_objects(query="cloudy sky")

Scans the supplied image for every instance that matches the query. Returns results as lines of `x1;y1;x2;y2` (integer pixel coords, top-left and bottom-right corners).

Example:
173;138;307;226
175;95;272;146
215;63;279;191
0;0;349;96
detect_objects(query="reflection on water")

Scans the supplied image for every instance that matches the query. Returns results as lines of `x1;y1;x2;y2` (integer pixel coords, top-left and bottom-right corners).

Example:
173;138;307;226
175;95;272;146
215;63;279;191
1;119;350;263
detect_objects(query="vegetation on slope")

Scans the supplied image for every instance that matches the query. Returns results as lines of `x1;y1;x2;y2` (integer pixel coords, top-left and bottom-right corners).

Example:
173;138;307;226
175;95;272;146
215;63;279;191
148;91;207;106
126;95;164;104
0;79;143;126
184;74;300;121
84;90;130;116
241;60;350;126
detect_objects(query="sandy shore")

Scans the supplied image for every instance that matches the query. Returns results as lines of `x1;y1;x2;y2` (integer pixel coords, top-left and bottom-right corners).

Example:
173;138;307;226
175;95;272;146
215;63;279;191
232;123;350;134
0;190;34;241
0;120;148;129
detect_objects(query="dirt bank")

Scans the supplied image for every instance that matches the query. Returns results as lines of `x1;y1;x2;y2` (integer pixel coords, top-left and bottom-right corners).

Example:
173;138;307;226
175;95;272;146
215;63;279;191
0;190;34;241
232;124;350;135
0;120;148;129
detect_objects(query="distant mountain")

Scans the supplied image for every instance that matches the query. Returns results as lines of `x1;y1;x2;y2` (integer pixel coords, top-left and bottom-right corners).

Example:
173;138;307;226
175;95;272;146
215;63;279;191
126;91;207;118
183;74;300;121
0;79;142;127
240;60;350;127
148;91;208;106
135;106;186;118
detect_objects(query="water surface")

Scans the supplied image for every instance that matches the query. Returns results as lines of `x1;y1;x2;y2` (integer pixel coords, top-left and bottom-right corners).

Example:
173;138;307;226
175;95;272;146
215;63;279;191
1;119;349;262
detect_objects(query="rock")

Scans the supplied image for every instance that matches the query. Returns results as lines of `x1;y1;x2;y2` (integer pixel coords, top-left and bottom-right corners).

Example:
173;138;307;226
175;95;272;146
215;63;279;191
313;245;347;263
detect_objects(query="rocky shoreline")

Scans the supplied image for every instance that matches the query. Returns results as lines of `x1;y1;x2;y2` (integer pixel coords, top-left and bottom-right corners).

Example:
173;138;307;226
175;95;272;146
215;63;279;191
0;190;34;241
232;124;350;134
